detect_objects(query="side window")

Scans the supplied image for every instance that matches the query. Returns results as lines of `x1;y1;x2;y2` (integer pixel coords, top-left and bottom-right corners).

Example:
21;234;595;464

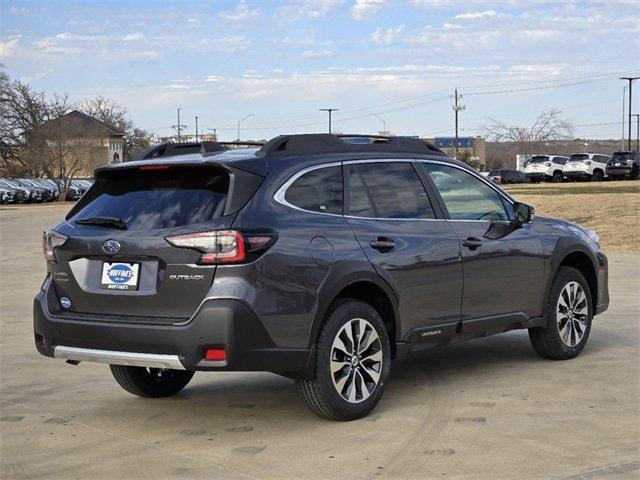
353;162;435;219
422;163;510;222
284;166;343;214
348;167;375;217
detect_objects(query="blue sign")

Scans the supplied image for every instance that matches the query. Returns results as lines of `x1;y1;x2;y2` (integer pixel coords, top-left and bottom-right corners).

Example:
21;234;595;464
107;264;134;283
434;137;473;148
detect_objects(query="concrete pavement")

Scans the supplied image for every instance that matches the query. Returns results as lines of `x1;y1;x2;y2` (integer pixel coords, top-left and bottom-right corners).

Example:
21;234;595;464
1;204;638;479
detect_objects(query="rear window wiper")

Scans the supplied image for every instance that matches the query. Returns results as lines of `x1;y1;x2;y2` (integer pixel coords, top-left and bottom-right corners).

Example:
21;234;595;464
75;216;127;230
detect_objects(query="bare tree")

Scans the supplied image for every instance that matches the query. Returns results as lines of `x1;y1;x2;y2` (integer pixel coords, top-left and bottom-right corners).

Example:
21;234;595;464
79;95;152;160
483;109;575;159
0;65;51;175
23;93;95;199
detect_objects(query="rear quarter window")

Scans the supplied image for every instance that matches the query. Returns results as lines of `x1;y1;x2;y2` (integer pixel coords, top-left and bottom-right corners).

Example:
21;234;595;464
284;166;343;214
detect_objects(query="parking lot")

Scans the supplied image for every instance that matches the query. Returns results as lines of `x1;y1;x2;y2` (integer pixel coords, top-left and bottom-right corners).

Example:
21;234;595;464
1;202;638;479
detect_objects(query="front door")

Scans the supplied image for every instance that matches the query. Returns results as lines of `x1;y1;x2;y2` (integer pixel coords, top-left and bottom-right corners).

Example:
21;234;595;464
344;161;462;340
420;162;544;324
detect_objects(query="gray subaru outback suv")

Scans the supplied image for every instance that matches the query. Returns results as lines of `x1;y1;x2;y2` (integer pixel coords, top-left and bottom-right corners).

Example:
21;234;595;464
34;134;609;420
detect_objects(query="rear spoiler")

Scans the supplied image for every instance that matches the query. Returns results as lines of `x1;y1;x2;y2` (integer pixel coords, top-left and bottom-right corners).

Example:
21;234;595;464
138;141;265;160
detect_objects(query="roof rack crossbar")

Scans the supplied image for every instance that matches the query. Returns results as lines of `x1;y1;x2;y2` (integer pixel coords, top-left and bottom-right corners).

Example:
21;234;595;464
256;134;445;157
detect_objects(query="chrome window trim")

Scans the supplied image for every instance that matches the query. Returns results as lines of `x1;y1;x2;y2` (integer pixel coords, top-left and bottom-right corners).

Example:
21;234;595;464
273;157;514;220
273;161;344;217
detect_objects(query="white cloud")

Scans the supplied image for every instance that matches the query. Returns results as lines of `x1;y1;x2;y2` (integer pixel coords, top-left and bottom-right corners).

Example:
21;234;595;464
455;10;503;20
219;0;260;21
123;33;144;42
276;0;344;20
351;0;386;21
199;35;251;53
8;5;30;14
371;25;404;45
300;49;333;60
0;35;21;59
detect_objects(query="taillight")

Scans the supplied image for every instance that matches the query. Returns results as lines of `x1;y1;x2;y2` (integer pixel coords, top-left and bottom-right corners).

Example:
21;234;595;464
42;230;68;263
166;229;275;265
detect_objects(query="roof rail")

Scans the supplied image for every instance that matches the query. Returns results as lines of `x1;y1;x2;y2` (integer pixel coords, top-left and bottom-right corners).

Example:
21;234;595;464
138;141;228;160
218;141;265;149
256;134;445;157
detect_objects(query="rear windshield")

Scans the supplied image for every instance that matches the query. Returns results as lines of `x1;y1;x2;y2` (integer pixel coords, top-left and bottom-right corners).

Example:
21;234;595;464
570;154;588;161
69;166;230;231
529;156;548;163
612;152;632;161
488;170;501;176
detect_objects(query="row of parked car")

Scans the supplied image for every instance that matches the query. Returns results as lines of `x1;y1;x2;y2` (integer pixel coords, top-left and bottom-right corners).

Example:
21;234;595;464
0;178;93;204
488;150;640;184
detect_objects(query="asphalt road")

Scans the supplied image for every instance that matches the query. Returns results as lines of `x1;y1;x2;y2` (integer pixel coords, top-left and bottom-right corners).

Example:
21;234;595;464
1;204;639;479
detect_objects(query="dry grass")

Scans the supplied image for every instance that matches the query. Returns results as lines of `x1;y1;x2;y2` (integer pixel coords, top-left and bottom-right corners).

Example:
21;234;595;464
504;180;640;254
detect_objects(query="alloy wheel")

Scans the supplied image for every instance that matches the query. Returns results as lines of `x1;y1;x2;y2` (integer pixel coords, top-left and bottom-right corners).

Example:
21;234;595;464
556;281;589;347
330;318;383;403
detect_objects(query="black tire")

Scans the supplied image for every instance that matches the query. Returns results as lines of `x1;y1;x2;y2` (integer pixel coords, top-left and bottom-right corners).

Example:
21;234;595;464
296;299;391;421
551;171;564;183
591;169;604;182
110;365;195;398
529;266;593;360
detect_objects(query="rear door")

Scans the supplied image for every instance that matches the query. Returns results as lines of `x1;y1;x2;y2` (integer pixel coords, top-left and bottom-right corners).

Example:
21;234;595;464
420;162;544;323
344;160;462;338
50;164;246;322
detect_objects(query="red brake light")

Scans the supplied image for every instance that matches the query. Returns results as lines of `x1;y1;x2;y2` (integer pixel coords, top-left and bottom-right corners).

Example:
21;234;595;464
43;230;68;263
139;164;170;171
166;230;246;264
205;348;226;361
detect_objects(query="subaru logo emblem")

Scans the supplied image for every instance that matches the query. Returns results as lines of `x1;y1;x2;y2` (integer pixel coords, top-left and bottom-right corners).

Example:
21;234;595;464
102;240;121;254
60;297;71;310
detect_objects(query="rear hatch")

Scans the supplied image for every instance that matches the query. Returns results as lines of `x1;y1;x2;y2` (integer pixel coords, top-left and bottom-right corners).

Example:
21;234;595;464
526;156;549;172
566;154;589;171
47;162;263;323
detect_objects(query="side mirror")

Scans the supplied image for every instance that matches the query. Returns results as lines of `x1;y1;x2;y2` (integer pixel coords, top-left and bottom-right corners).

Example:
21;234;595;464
513;202;534;225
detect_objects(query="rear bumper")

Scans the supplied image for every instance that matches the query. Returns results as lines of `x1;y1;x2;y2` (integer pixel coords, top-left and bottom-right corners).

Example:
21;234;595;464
606;167;633;177
564;170;591;178
33;282;312;375
525;172;550;180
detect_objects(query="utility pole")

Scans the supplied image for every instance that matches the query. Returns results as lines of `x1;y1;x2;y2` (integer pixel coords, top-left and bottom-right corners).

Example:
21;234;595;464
620;77;639;151
172;107;187;142
452;89;465;158
237;114;254;142
372;114;386;134
319;108;338;134
632;114;640;151
622;85;627;150
195;116;199;142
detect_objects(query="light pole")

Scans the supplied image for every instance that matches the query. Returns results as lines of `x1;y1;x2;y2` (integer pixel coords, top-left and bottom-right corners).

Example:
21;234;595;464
319;108;338;134
372;114;386;134
237;114;254;142
195;116;199;142
622;85;627;150
620;77;640;151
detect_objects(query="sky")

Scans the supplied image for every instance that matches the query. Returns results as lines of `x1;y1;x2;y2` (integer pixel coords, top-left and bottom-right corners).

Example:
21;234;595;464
1;0;639;141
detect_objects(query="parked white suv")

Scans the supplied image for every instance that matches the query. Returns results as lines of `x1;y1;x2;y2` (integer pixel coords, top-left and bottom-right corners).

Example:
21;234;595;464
563;153;611;182
524;155;569;183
